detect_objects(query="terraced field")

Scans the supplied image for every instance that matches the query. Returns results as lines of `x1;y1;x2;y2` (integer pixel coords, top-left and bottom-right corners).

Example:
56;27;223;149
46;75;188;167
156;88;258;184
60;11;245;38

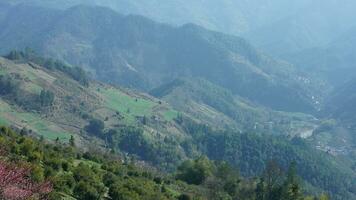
0;57;182;146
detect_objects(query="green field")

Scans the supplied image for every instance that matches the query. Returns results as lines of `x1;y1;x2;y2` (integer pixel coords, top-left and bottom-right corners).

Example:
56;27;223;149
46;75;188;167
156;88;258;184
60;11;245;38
100;87;156;123
163;109;178;121
0;101;71;141
24;82;43;94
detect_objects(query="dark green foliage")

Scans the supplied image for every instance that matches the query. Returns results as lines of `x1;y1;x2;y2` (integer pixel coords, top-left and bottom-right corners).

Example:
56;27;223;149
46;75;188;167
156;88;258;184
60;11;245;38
177;118;356;200
73;181;103;200
5;50;24;60
176;157;214;185
39;89;55;107
0;74;49;111
0;75;19;95
108;181;141;200
0;5;319;113
85;119;105;136
178;194;192;200
174;157;323;200
0;126;192;199
0;126;336;200
5;49;89;86
254;161;304;200
69;135;75;147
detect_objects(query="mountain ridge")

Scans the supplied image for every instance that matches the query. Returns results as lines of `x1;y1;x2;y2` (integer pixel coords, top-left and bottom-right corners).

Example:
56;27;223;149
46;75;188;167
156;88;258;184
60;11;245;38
0;3;322;113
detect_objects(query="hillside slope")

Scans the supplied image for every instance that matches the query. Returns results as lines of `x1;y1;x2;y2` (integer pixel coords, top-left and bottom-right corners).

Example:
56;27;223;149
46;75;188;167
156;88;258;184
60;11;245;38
285;26;356;88
1;126;336;200
0;54;355;199
0;54;189;168
150;78;317;136
0;4;322;113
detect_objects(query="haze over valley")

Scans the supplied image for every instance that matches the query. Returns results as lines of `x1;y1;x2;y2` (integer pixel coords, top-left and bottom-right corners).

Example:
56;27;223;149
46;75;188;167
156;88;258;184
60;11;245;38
0;1;355;200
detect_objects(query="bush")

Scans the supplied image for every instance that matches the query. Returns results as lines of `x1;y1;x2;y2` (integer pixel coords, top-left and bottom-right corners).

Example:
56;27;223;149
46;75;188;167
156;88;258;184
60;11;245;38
0;75;19;95
85;119;105;136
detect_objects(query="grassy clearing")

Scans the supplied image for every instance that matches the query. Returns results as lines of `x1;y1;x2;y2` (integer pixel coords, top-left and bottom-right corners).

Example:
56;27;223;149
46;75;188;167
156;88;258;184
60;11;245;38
0;101;11;112
0;116;8;126
163;109;178;121
23;82;43;94
0;103;71;141
0;101;11;125
73;159;102;168
0;70;7;76
14;113;71;141
22;68;39;81
100;88;156;123
32;121;71;141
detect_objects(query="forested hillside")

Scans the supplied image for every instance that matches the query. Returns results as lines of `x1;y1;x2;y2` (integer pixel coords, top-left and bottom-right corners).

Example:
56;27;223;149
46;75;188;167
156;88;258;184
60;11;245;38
5;0;356;57
0;2;356;200
150;78;316;136
0;126;334;200
0;52;355;199
0;4;323;113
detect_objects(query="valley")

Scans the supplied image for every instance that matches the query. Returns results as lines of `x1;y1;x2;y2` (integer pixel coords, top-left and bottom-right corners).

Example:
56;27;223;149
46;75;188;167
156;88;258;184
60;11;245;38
0;1;355;200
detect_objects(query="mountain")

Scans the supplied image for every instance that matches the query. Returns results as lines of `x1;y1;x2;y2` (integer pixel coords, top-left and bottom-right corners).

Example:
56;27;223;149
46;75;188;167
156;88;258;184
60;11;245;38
0;4;322;113
0;0;312;35
246;0;356;56
6;0;356;58
285;26;356;88
1;53;355;199
150;78;316;136
0;52;188;169
326;79;356;125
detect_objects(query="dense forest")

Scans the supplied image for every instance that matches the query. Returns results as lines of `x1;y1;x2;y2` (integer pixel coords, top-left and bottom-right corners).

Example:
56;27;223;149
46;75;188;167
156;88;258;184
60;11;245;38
0;126;330;200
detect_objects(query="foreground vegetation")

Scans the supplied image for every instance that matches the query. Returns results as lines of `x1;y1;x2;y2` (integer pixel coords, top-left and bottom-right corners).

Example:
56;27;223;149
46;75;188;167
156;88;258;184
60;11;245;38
0;126;330;200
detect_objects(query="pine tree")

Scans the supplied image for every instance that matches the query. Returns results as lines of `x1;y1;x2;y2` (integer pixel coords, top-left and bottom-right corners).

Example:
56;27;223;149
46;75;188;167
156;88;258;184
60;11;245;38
256;178;265;200
69;135;75;147
281;162;302;200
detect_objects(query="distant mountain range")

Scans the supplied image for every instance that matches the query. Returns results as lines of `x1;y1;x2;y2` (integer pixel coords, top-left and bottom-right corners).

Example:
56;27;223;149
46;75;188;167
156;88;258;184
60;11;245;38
285;26;356;88
327;78;356;125
0;0;312;35
4;0;356;57
0;3;322;113
246;0;356;56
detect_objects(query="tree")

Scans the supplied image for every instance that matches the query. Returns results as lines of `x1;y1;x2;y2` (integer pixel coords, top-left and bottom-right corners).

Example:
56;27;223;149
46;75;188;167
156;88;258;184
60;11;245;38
178;194;192;200
109;183;140;200
73;181;99;200
256;178;266;200
176;157;214;185
39;90;55;107
69;135;75;147
0;75;19;95
263;160;283;200
5;50;23;60
85;119;105;136
318;194;329;200
281;162;302;200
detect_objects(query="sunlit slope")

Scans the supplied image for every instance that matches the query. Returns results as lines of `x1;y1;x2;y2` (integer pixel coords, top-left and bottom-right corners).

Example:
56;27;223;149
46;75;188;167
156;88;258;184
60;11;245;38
150;78;317;136
0;57;179;143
